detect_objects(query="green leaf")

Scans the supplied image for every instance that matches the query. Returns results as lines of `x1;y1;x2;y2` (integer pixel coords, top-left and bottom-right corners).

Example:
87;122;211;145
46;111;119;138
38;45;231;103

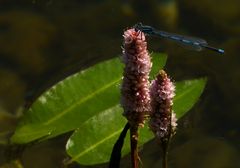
11;53;167;144
150;52;167;79
66;105;154;165
173;78;207;118
66;78;207;165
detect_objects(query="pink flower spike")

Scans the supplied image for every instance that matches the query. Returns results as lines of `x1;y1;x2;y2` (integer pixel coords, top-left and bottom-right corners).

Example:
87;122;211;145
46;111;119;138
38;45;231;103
149;70;177;139
121;28;152;127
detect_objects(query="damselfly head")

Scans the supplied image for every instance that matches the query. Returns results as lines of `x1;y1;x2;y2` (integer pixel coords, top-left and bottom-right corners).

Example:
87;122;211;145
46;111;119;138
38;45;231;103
133;23;153;33
133;23;143;31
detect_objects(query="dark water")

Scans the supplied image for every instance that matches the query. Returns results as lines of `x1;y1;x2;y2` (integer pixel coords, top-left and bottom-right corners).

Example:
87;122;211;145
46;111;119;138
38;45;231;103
0;0;240;167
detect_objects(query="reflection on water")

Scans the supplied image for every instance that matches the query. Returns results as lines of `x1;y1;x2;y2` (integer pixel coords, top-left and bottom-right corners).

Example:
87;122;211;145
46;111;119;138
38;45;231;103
0;0;240;167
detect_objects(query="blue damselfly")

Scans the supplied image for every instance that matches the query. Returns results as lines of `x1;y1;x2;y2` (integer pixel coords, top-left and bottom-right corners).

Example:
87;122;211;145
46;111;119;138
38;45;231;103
134;23;224;54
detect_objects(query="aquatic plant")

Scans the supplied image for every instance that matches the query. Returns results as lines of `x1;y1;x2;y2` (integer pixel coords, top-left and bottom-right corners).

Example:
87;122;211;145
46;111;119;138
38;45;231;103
8;25;207;167
121;28;152;168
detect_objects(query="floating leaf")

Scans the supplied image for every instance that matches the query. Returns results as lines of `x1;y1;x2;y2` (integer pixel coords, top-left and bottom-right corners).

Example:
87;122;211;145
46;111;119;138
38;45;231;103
66;78;207;165
11;53;167;144
173;78;207;118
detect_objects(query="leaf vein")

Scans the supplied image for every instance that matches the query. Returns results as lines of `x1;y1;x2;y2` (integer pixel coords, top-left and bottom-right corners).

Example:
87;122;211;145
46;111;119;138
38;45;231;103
44;78;121;125
70;129;122;161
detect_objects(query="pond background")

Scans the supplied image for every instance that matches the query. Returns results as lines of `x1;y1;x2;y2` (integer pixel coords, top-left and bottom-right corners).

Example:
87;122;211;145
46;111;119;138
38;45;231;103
0;0;240;167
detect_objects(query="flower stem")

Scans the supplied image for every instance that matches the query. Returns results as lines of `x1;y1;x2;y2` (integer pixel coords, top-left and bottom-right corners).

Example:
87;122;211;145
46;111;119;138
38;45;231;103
161;138;170;168
130;126;139;168
162;145;168;168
